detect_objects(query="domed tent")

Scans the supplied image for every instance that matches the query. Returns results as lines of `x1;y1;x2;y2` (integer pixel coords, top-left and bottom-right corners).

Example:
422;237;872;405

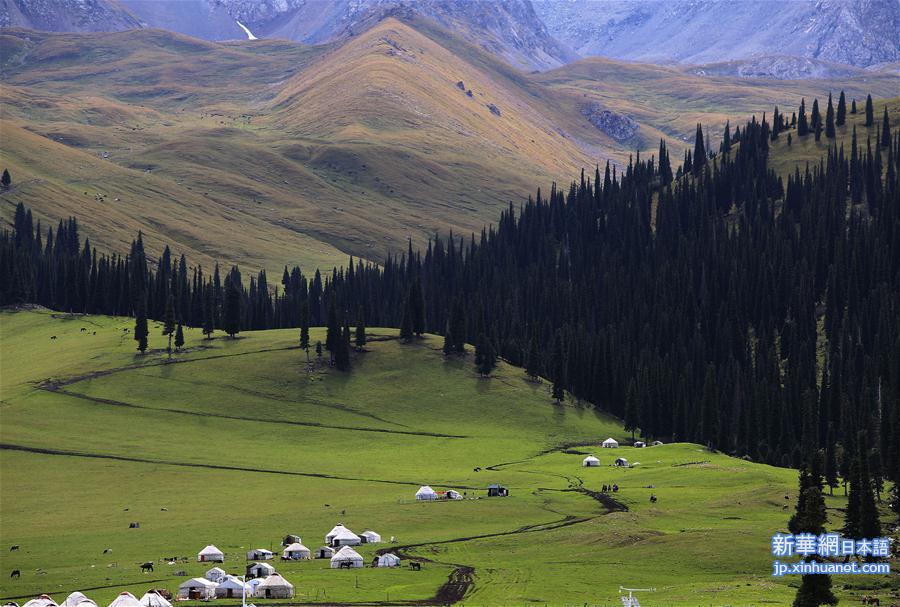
602;437;619;448
360;530;381;544
107;593;141;607
282;542;311;560
256;574;293;599
582;455;600;467
614;457;629;467
59;593;96;607
330;545;364;569
325;524;350;545
204;567;226;583
215;576;251;599
23;596;57;607
331;528;361;547
446;490;463;500
177;578;217;601
197;544;224;563
315;546;335;559
650;440;664;446
246;548;273;560
137;592;171;607
246;562;276;579
375;553;401;568
415;485;437;500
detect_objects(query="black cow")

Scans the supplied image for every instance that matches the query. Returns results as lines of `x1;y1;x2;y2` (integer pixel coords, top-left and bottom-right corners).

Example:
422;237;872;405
410;562;421;571
10;545;19;551
10;570;20;579
140;562;154;573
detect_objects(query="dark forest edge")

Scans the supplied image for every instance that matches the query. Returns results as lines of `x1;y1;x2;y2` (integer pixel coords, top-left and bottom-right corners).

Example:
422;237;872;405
1;93;899;495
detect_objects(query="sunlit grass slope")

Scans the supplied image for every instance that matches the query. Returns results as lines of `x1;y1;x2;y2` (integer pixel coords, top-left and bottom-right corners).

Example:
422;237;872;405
1;309;895;605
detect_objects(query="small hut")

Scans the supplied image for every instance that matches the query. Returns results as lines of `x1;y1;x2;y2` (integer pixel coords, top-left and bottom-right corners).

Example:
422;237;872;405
246;562;276;579
602;437;619;448
614;457;629;467
256;574;293;599
375;553;401;568
282;542;311;560
415;486;437;500
204;567;226;583
582;455;600;467
177;579;216;601
246;548;273;560
487;484;508;497
197;545;224;563
107;593;141;607
330;546;364;569
316;546;335;559
215;577;251;599
360;530;381;544
137;592;171;607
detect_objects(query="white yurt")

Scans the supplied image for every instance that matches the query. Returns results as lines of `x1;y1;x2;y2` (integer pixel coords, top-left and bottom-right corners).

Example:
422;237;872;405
137;592;171;607
602;437;619;448
446;489;463;500
330;545;364;569
316;546;335;559
376;553;401;568
246;562;276;579
246;548;273;560
331;527;361;547
325;523;350;545
107;593;141;607
215;576;251;599
360;530;381;544
415;485;437;500
246;579;262;596
650;440;664;446
23;596;57;607
177;578;217;601
614;457;629;467
197;545;224;562
204;567;226;583
282;542;311;560
256;574;293;599
634;441;646;448
59;593;96;607
582;455;600;467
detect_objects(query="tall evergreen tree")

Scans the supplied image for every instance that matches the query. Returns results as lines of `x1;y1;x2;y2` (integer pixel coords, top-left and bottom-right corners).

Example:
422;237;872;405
551;332;566;403
1;168;10;187
201;286;214;339
163;290;176;355
798;99;809;136
335;319;351;371
222;266;242;338
525;333;540;381
299;300;310;361
174;321;184;351
836;91;846;126
474;332;496;377
355;306;366;351
881;107;890;148
851;98;857;114
692;124;706;175
825;93;835;139
325;296;340;360
864;94;874;126
791;454;837;607
134;300;148;353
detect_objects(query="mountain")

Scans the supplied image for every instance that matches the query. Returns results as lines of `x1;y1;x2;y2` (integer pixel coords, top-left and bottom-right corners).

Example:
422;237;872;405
0;0;140;31
534;0;900;69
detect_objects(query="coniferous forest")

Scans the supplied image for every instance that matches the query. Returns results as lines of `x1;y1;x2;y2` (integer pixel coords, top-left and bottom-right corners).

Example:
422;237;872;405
2;98;899;492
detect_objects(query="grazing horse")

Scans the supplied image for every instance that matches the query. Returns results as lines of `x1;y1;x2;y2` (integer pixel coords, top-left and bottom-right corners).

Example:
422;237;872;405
10;545;19;551
10;570;20;579
410;562;421;571
338;561;353;569
50;336;57;340
140;562;154;573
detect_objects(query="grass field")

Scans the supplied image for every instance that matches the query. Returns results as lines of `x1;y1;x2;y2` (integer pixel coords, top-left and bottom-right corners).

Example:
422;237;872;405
1;309;896;605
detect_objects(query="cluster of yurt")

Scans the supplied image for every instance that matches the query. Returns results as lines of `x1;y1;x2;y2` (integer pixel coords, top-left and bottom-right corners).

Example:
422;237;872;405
416;485;466;500
19;593;172;607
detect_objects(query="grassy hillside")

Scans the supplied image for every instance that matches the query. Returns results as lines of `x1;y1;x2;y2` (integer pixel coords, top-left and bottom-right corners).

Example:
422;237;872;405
1;310;896;605
3;24;897;279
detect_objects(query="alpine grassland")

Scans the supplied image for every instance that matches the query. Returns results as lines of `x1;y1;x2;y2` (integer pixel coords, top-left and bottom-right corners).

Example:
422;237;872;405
2;310;895;605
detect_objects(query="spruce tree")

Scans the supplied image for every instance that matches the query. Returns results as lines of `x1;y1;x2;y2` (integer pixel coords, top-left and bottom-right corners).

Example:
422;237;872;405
163;290;176;355
836;91;846;126
692;124;705;175
201;287;214;339
881;107;890;148
474;332;496;377
315;341;323;360
409;279;425;336
864;94;873;126
525;333;540;381
1;168;10;187
825;93;835;139
855;432;881;542
798;99;808;136
624;380;638;441
335;320;351;371
174;322;184;351
134;299;148;353
299;300;310;361
551;333;566;403
449;295;467;353
811;99;822;141
222;266;242;338
791;454;837;607
355;306;366;351
399;300;413;339
443;321;454;356
851;99;857;114
325;296;339;358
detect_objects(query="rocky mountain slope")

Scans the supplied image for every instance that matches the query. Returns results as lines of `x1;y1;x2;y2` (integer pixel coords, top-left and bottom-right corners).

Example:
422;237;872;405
0;0;139;32
534;0;900;69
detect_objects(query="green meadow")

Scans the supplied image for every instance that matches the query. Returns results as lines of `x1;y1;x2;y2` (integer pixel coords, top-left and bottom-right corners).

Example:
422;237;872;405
0;309;895;605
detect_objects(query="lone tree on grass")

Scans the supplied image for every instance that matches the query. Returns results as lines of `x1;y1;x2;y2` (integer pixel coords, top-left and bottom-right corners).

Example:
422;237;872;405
174;322;184;352
1;168;10;188
134;300;149;353
791;452;837;607
836;91;846;126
